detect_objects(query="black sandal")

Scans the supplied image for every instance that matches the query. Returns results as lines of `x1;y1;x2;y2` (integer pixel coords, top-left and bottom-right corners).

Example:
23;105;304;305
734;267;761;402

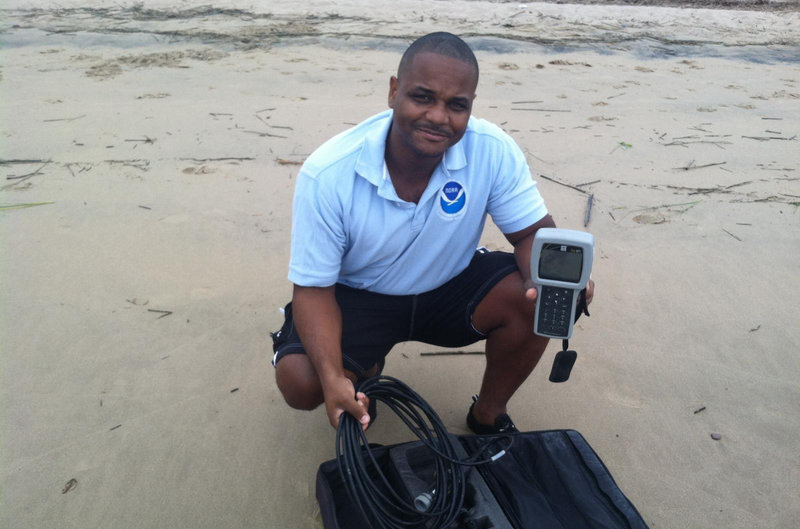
466;395;519;435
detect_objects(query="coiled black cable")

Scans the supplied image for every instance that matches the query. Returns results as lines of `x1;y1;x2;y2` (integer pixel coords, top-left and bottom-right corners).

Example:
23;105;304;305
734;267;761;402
335;375;513;529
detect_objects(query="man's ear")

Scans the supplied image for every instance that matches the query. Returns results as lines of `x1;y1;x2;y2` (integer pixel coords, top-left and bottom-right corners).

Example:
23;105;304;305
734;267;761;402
388;76;398;109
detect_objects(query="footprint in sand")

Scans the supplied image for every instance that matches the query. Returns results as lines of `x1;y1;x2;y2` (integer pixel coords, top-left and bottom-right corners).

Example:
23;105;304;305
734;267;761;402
605;387;645;409
182;166;215;175
633;213;667;225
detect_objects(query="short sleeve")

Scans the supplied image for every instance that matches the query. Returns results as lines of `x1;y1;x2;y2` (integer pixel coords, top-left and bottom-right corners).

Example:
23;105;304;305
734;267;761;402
288;170;346;287
486;134;548;234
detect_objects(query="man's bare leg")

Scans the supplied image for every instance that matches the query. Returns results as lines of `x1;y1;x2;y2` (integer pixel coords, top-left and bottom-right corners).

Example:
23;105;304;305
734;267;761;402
470;271;549;426
275;355;381;411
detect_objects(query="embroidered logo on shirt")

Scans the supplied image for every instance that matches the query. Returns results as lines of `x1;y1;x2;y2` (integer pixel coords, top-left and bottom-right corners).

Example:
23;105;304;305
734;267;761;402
440;181;466;216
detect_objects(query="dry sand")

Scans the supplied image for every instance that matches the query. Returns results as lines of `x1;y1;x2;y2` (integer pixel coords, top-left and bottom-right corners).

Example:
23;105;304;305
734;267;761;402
1;1;799;528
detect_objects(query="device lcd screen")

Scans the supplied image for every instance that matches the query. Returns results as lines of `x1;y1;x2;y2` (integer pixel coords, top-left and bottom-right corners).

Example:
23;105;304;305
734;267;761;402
539;244;583;283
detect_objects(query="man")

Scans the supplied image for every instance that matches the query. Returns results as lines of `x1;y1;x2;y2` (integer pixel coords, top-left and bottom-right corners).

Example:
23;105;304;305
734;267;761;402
272;32;594;434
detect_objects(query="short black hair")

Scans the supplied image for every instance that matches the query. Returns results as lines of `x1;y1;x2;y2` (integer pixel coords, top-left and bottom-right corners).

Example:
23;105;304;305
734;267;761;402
397;32;479;82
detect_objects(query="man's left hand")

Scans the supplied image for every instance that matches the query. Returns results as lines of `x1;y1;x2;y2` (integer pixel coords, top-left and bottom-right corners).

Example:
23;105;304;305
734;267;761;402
524;278;595;305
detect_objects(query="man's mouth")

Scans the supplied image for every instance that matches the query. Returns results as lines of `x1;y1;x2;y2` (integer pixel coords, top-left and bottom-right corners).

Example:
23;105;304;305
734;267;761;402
416;126;449;141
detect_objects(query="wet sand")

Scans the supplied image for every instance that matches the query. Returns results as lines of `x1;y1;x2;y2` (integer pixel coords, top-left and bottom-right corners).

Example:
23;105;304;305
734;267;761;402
2;1;799;528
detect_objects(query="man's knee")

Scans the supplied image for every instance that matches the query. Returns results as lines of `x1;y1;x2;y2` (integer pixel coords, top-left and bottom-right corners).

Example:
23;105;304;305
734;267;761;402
275;355;324;410
474;272;535;333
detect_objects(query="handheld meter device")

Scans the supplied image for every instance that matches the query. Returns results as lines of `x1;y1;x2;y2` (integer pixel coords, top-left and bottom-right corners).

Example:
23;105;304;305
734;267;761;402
530;228;594;340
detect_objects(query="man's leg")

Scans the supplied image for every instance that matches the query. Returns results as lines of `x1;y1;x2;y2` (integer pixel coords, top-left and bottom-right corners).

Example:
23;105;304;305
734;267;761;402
470;269;549;426
273;285;407;412
275;355;380;411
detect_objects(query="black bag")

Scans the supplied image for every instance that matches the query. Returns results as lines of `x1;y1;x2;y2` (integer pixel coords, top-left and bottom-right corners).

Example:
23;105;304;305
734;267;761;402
316;429;649;529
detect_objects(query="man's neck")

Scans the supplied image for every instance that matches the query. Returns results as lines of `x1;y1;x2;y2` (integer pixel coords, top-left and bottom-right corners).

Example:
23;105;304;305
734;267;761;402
384;130;443;203
384;152;440;205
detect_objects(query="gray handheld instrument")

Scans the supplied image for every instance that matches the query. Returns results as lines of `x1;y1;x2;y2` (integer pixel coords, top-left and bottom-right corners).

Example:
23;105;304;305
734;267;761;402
530;228;594;340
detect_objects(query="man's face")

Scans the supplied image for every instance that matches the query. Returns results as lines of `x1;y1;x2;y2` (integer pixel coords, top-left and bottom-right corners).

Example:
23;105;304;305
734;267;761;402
387;52;477;161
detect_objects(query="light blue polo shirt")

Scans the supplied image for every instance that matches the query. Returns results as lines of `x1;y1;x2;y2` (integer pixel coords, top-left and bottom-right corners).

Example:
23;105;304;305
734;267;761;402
288;110;547;295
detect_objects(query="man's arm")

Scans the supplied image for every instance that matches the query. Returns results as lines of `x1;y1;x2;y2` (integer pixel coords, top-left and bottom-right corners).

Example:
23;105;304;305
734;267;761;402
505;214;556;299
504;214;594;304
292;284;370;430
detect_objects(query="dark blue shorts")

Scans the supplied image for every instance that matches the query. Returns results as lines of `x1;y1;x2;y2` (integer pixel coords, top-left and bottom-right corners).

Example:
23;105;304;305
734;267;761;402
271;250;518;376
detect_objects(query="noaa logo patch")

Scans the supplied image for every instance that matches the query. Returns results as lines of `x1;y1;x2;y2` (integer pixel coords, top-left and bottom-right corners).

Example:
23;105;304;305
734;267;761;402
440;181;466;216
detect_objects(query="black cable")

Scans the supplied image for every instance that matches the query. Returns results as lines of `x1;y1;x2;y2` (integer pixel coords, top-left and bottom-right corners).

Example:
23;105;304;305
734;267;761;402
335;375;513;529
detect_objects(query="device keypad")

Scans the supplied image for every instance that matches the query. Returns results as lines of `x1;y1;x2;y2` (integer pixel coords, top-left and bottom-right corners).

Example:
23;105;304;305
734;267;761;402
537;286;573;336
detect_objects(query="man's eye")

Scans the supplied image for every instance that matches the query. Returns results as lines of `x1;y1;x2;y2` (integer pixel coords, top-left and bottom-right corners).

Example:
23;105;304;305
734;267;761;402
450;102;467;111
413;94;431;102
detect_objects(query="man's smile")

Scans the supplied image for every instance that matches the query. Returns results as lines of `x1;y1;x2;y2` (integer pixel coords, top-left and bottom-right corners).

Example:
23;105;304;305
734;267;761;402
415;125;450;142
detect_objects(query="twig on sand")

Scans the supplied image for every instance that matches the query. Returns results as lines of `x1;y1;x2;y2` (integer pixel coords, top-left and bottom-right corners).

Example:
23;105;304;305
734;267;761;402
420;351;484;356
6;161;50;181
584;194;594;227
62;479;78;494
640;200;701;212
179;157;254;162
693;406;706;414
43;114;86;123
3;162;51;189
576;179;601;188
675;161;726;171
511;108;571;112
124;136;156;144
277;158;303;166
726;181;752;190
0;159;47;165
661;140;731;149
666;185;730;196
538;174;589;195
742;135;796;141
523;148;551;165
242;130;288;139
689;124;712;133
147;309;173;319
105;159;150;171
0;201;55;211
722;228;742;242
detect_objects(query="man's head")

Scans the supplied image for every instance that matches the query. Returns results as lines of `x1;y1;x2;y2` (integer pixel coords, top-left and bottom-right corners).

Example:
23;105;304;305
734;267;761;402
388;32;479;162
396;32;479;83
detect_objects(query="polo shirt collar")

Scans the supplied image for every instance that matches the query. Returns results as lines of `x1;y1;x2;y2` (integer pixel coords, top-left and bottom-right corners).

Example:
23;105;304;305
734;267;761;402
355;111;469;190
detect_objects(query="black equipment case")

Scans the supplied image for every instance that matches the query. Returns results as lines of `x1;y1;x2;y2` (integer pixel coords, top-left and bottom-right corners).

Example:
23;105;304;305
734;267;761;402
316;429;650;529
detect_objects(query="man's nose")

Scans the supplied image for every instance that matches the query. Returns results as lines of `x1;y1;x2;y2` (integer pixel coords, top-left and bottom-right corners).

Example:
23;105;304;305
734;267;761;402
426;101;447;125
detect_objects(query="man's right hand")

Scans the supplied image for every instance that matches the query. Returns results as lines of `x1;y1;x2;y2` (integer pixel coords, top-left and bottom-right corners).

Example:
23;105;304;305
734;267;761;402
322;375;371;430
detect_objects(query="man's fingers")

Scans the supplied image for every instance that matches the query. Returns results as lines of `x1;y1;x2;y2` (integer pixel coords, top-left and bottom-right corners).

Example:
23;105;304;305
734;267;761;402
330;408;344;429
523;279;538;301
345;395;370;427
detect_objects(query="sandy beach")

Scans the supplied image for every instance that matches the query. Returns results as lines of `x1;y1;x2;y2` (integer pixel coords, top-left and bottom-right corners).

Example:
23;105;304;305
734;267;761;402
2;1;799;528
